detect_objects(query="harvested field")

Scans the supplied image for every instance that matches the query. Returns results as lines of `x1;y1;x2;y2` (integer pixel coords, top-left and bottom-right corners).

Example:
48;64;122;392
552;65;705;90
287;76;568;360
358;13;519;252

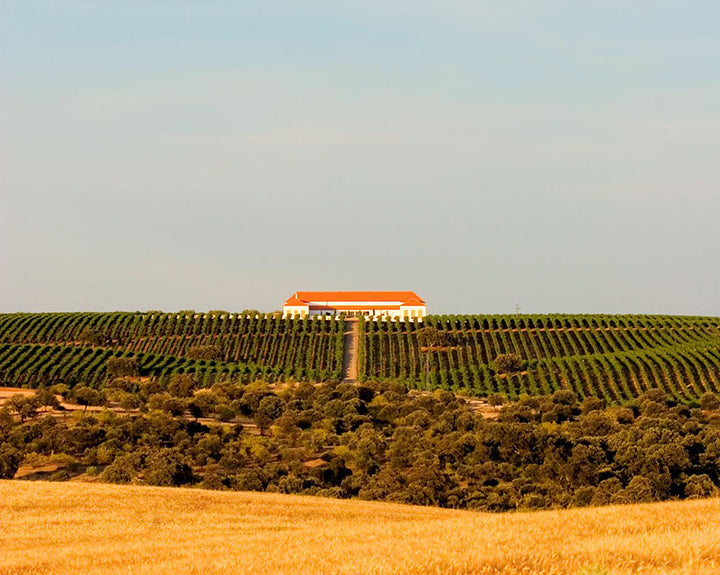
1;481;720;574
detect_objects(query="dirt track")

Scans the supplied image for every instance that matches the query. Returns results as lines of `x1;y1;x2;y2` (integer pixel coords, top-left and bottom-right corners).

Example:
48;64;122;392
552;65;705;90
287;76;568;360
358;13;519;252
342;320;358;383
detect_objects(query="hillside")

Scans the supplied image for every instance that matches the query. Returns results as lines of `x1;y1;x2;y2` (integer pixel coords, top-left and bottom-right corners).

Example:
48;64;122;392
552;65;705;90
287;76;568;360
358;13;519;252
1;312;720;403
361;314;720;403
2;480;719;575
0;312;345;387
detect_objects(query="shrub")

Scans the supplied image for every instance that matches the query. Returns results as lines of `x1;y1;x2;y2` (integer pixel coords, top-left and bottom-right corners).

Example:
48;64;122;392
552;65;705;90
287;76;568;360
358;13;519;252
78;327;108;346
143;449;195;487
574;486;595;507
107;356;140;378
493;354;524;374
102;454;138;484
167;374;196;398
0;442;23;479
685;474;717;499
187;345;224;361
487;393;507;406
700;392;720;411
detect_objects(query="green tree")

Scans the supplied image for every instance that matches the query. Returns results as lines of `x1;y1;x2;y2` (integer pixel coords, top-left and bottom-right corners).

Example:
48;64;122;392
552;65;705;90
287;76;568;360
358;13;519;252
107;356;140;378
143;449;195;487
700;392;720;411
0;442;23;479
493;354;524;374
6;395;38;423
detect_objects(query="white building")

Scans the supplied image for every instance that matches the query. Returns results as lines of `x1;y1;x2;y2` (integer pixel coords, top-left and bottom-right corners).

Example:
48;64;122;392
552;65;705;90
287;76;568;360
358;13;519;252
283;291;427;320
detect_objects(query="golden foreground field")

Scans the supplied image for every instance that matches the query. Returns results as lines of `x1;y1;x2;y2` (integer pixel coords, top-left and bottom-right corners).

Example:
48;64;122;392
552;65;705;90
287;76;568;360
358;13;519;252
2;481;720;575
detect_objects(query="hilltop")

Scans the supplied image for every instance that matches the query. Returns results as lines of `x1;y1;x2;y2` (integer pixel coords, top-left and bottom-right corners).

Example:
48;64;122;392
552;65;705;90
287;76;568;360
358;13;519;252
2;480;719;574
1;311;720;403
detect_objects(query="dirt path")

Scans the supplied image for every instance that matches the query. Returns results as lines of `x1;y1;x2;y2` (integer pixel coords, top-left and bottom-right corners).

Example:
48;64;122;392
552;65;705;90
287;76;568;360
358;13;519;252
342;319;359;383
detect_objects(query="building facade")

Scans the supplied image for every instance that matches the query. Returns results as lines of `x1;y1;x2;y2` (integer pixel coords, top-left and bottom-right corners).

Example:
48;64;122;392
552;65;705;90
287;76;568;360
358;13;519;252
283;291;426;320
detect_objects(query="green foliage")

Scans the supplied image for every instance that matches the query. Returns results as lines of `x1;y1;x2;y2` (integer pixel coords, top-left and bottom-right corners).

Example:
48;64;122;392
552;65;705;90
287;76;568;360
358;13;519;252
5;382;720;512
0;442;23;479
143;448;195;487
107;356;140;379
493;353;524;374
187;345;224;361
700;392;720;411
359;313;720;404
0;312;344;386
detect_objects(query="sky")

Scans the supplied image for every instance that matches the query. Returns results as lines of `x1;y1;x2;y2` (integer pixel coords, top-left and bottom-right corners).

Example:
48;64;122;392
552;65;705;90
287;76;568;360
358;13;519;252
1;0;719;315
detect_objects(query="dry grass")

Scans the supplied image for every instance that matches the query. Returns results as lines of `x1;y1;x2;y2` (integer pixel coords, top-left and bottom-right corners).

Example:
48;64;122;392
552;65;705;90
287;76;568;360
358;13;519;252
2;481;720;575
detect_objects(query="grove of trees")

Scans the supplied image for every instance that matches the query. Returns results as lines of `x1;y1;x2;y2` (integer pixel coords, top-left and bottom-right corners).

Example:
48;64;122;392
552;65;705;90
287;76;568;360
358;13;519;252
2;379;720;511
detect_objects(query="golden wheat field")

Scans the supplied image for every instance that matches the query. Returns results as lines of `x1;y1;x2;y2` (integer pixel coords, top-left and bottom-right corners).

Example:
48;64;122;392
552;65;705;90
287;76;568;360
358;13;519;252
1;481;720;575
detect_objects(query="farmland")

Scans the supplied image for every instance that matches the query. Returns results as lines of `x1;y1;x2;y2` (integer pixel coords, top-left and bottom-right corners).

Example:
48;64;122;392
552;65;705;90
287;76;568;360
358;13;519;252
1;311;720;404
0;312;344;388
360;314;720;403
2;480;720;575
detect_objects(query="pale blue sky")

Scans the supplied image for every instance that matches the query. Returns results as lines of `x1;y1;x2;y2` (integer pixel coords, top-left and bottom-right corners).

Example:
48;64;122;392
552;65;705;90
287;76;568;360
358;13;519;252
1;1;719;314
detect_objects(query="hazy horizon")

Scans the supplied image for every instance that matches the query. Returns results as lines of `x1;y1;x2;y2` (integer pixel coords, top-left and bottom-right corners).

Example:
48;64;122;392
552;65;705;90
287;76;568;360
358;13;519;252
2;1;719;316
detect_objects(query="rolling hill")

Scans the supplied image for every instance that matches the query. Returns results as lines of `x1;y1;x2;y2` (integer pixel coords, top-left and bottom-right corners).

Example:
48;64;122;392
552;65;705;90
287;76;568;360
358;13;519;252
2;480;719;574
1;311;720;403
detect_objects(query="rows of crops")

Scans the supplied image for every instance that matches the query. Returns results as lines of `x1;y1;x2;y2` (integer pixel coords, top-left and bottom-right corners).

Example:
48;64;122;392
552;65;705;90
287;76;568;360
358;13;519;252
0;342;332;390
0;313;345;388
360;314;720;403
0;313;343;370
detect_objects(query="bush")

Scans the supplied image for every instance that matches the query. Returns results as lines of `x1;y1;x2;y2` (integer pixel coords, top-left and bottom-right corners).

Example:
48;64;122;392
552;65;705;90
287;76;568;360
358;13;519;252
143;449;195;487
78;327;108;346
487;393;506;406
187;345;224;361
574;486;595;507
102;454;138;484
167;374;196;398
107;356;140;378
685;474;717;499
493;354;524;374
0;442;23;479
700;392;720;411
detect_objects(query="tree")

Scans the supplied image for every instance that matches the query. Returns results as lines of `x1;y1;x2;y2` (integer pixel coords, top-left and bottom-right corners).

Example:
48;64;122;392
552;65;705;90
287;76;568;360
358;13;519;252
143;449;195;487
187;345;224;361
0;442;23;479
417;327;452;349
188;391;216;420
102;454;138;484
493;354;524;374
78;327;108;346
35;388;60;412
255;395;284;435
6;395;38;423
107;356;140;379
685;474;717;499
700;392;720;411
167;374;196;398
71;387;105;411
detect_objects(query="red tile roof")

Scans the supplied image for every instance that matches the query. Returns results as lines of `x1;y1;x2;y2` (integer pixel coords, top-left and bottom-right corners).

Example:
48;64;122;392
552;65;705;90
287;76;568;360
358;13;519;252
284;294;307;307
309;304;402;311
285;291;425;306
399;296;425;307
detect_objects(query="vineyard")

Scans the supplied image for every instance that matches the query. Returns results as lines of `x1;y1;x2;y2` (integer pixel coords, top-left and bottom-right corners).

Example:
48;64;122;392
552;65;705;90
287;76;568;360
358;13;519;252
3;311;720;404
360;314;720;404
0;312;344;389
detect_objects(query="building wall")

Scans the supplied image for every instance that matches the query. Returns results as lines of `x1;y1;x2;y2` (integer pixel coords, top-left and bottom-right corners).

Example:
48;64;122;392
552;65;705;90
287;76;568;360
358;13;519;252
283;304;426;320
282;305;309;318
